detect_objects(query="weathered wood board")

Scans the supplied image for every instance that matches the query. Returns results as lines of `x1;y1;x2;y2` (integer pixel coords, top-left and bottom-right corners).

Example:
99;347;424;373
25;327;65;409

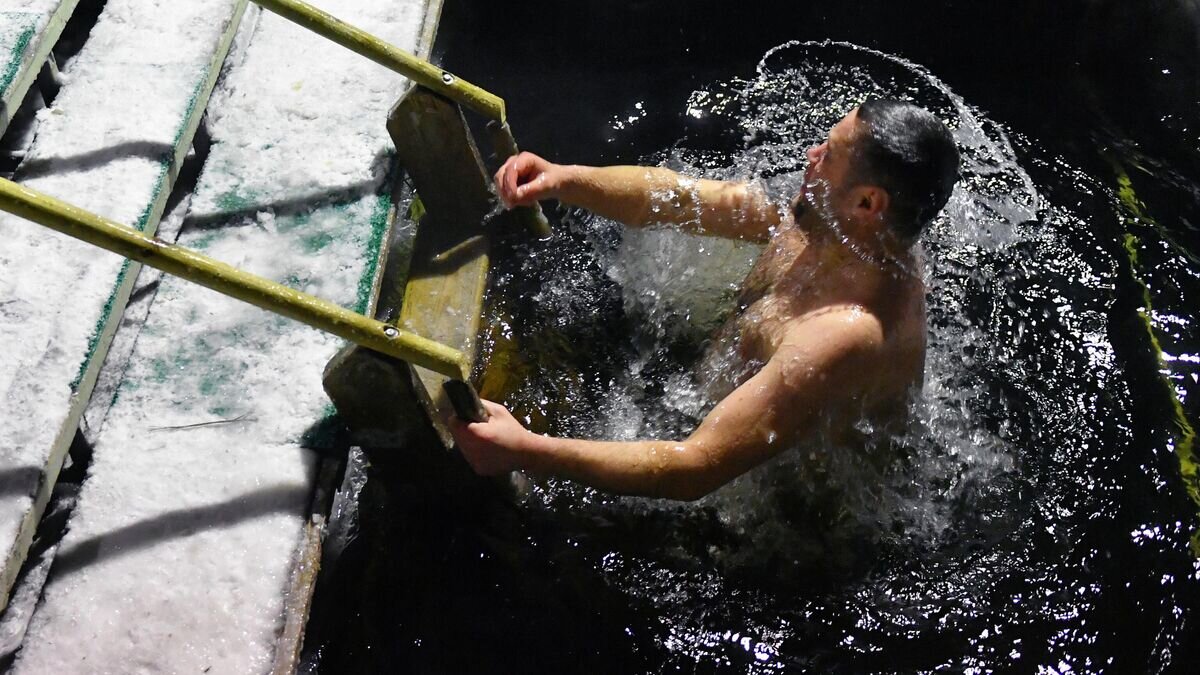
0;0;248;614
323;83;495;449
10;1;440;671
0;0;81;135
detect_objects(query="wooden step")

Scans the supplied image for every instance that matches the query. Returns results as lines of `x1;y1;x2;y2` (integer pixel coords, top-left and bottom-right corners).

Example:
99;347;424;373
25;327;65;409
0;0;248;614
0;0;81;135
11;1;441;671
322;83;496;451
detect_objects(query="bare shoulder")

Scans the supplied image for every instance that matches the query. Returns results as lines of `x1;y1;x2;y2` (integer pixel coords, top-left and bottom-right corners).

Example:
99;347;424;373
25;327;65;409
781;306;886;359
766;307;882;386
778;303;925;416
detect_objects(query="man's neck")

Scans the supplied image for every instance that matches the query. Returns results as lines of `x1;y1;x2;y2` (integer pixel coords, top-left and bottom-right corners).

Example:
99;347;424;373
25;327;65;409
796;209;917;280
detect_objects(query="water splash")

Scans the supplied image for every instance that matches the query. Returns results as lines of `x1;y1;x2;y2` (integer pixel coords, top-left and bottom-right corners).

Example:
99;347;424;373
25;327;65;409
477;40;1199;671
510;42;1028;551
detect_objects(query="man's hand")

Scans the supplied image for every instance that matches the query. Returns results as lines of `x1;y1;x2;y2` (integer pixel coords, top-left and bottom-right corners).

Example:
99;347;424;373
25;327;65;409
494;152;570;208
449;399;534;476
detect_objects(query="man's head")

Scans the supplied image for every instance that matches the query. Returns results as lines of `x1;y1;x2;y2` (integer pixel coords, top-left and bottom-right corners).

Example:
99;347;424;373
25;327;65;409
800;101;959;244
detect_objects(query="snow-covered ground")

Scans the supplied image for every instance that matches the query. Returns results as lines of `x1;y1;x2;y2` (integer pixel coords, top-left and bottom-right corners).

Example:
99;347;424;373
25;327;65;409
0;0;246;618
1;0;433;671
0;0;77;134
0;1;57;95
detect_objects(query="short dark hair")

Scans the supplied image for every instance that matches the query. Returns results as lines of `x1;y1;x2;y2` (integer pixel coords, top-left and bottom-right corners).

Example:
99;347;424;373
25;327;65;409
851;100;960;241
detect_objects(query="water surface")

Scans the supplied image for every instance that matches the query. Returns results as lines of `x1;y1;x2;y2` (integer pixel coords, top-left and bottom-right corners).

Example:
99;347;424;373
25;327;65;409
304;4;1200;672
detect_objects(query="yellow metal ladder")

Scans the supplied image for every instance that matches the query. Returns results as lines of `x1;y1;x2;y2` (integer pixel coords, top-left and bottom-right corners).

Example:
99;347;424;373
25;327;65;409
0;0;548;423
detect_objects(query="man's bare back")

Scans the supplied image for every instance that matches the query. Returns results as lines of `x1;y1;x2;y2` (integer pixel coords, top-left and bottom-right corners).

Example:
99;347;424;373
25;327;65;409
449;102;957;500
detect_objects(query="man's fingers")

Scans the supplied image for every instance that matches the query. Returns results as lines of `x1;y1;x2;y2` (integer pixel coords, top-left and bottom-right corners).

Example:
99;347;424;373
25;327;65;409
480;399;508;417
493;163;506;194
506;159;523;201
449;400;505;428
494;158;518;207
494;152;553;208
504;162;518;206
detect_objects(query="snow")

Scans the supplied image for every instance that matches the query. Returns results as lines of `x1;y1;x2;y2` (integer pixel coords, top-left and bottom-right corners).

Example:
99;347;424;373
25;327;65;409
0;1;63;104
12;0;427;671
0;0;245;608
1;1;61;13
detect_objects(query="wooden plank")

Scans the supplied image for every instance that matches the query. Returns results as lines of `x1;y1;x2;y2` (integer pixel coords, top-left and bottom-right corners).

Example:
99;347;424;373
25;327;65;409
0;0;248;614
391;87;494;437
270;457;337;675
0;0;81;136
11;2;436;671
281;7;449;667
323;84;494;449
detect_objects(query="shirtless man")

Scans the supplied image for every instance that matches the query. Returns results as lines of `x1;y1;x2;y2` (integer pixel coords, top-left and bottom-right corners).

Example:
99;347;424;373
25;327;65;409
450;100;959;500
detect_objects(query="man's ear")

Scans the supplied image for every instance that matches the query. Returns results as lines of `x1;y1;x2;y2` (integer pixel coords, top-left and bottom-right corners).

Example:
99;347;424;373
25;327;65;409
855;186;890;219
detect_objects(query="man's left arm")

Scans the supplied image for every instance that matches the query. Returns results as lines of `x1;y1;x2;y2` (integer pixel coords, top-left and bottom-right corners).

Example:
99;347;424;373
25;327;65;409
495;153;784;243
450;312;881;500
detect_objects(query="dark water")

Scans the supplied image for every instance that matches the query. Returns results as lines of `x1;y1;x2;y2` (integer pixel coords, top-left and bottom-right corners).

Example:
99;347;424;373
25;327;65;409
304;2;1200;672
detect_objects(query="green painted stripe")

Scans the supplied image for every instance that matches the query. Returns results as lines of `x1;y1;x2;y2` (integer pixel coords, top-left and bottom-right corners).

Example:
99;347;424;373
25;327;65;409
68;5;248;390
353;183;396;315
0;17;37;98
297;182;398;449
1112;162;1200;555
0;1;248;614
70;164;169;392
1;3;83;136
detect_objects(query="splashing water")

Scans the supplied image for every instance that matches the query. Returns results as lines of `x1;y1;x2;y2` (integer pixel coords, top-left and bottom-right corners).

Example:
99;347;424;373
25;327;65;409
489;41;1024;549
467;41;1200;672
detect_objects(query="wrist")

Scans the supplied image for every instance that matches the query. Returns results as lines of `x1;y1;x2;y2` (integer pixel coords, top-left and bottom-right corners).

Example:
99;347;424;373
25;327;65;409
513;430;555;472
554;165;586;204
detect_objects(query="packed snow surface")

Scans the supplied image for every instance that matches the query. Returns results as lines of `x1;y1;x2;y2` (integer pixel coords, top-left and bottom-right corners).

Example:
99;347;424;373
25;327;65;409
0;0;64;102
1;1;61;15
0;0;244;601
13;0;426;671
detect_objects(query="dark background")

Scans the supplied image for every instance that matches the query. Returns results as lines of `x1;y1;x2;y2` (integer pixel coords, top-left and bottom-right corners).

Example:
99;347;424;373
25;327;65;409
435;0;1200;451
438;0;1198;202
303;3;1200;672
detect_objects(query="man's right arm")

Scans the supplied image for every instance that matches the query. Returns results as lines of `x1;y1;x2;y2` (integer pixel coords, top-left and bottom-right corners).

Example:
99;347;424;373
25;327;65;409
449;308;884;500
495;152;782;243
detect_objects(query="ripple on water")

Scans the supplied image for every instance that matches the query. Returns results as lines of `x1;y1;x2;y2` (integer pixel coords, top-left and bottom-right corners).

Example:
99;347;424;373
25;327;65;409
478;41;1199;672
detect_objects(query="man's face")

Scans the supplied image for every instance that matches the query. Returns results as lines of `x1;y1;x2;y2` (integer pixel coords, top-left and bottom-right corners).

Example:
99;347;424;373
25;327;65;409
797;108;861;217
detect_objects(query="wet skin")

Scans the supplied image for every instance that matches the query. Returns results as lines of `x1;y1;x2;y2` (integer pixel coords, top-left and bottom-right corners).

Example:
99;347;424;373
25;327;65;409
450;108;927;500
